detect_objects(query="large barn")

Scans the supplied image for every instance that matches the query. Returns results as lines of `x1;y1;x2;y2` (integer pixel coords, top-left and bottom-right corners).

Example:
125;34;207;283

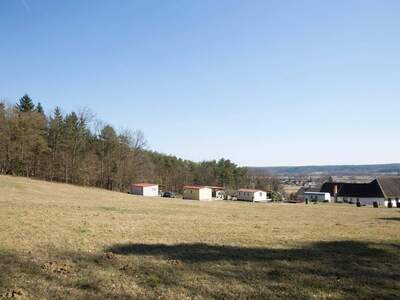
320;177;400;207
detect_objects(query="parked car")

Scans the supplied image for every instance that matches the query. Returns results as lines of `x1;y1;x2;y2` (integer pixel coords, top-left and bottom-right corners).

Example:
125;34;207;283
162;191;175;198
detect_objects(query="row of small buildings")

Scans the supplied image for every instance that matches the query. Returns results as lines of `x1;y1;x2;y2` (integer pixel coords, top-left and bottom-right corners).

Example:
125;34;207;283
129;183;271;202
299;176;400;207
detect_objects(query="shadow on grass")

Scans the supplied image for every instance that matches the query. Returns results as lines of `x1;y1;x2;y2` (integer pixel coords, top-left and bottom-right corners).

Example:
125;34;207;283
378;217;400;222
107;240;384;262
106;241;400;299
1;241;400;299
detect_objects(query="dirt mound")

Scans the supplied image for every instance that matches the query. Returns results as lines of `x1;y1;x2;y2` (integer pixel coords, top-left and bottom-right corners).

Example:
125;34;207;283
1;289;27;299
102;252;115;260
167;259;182;266
41;261;70;275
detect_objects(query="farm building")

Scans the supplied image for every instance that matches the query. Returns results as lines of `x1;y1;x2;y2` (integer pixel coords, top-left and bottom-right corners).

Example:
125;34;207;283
304;192;331;203
336;181;384;205
320;182;347;202
376;176;400;207
320;177;400;207
130;183;159;197
183;186;212;201
236;189;270;202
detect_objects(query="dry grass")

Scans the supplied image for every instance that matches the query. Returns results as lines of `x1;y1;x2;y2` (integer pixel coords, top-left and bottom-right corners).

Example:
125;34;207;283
0;175;399;299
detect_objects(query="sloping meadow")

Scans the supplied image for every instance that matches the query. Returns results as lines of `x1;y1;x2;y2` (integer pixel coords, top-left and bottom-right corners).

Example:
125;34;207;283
0;176;399;299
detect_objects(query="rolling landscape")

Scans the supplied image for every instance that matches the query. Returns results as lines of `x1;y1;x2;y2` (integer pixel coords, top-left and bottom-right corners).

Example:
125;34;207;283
2;1;400;299
249;164;400;176
1;175;399;299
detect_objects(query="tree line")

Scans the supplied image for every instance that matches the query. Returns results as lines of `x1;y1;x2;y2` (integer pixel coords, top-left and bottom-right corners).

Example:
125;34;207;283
0;95;282;193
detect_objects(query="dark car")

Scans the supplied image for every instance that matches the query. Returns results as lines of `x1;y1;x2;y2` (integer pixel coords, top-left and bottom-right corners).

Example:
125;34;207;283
162;191;175;198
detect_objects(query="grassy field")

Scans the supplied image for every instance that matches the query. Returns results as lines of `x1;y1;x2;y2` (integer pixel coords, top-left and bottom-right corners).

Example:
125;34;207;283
0;175;399;299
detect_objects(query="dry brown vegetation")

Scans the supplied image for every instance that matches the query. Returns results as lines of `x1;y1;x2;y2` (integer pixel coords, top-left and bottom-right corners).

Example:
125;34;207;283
0;175;399;299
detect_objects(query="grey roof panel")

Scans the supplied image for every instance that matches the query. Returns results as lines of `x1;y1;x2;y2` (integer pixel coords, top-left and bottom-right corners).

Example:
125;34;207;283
377;177;400;198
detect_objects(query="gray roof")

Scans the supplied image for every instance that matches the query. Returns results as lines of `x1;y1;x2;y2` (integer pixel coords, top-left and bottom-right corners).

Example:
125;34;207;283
336;181;384;198
376;177;400;198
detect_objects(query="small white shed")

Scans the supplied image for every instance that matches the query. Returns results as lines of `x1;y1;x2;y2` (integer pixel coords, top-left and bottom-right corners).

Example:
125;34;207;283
183;186;212;201
130;183;159;197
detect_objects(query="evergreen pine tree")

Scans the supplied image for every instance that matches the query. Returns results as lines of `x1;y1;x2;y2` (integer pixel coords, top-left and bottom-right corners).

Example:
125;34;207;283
36;102;44;114
16;94;35;112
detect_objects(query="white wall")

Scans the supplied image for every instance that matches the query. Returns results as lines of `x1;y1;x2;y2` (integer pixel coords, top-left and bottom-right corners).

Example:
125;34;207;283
142;185;158;197
253;191;268;202
385;198;399;207
338;196;385;206
337;196;400;207
199;188;212;201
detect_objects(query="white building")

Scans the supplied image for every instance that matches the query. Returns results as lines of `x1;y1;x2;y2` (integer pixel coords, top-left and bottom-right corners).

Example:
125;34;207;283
304;192;331;203
130;183;159;197
236;189;269;202
183;186;212;201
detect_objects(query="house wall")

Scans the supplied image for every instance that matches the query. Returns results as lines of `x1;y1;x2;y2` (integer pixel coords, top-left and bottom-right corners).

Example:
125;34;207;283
130;186;143;195
304;193;331;203
253;191;268;202
385;198;400;207
130;185;158;196
142;186;158;197
337;196;400;207
337;196;385;206
236;191;253;201
236;191;267;202
198;188;212;201
183;188;198;200
183;188;212;200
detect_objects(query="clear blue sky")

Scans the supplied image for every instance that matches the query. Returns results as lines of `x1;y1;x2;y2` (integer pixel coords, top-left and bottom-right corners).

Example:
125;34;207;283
1;0;399;167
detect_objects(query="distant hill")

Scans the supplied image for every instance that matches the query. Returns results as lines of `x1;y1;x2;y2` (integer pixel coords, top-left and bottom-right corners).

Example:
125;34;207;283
248;163;400;176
